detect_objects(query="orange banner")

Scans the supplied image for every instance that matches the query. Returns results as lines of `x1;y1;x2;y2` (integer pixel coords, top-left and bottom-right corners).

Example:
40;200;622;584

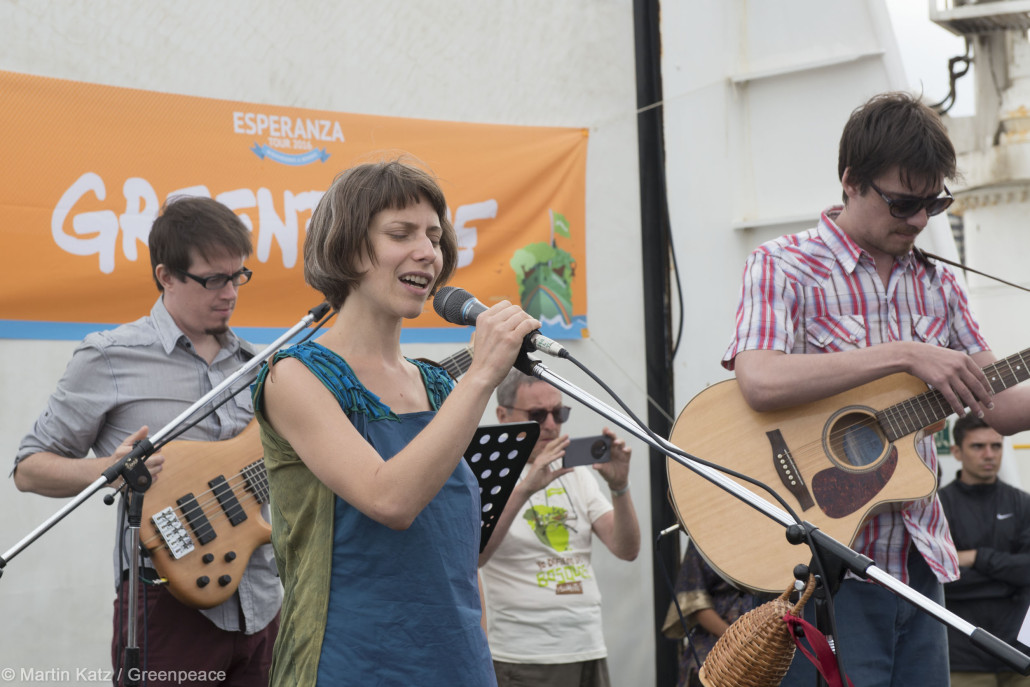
0;70;588;343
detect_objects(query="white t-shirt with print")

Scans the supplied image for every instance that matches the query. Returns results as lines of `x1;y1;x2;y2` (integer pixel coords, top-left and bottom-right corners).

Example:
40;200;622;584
480;466;613;663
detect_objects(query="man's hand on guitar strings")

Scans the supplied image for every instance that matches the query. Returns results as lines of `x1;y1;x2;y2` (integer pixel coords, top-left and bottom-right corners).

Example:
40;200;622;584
903;342;994;418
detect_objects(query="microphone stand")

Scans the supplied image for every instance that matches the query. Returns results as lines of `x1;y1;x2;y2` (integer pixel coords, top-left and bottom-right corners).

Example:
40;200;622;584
513;353;1030;676
0;302;331;686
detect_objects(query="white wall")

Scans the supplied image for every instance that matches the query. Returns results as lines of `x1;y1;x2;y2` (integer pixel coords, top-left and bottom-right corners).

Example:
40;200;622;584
661;0;908;413
0;2;652;685
657;0;910;596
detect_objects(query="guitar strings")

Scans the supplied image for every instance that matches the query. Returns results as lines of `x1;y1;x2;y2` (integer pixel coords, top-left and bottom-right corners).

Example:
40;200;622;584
781;408;935;470
141;474;264;552
147;465;267;535
141;468;268;552
142;488;263;554
756;353;1027;476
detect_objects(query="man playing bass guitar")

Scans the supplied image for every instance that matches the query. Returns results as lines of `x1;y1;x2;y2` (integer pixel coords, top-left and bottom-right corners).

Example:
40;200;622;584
13;196;281;686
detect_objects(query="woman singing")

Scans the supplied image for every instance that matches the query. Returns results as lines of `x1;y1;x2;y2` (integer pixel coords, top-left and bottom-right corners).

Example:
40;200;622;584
252;159;539;686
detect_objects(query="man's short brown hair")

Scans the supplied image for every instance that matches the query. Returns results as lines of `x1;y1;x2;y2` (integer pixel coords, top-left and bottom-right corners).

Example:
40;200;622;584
838;92;957;202
148;196;252;291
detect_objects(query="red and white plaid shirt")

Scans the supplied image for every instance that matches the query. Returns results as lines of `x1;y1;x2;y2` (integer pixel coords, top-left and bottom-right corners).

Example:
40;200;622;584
722;207;990;584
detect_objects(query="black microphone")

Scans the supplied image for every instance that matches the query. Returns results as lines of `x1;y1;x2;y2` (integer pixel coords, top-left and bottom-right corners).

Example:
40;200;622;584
433;286;568;359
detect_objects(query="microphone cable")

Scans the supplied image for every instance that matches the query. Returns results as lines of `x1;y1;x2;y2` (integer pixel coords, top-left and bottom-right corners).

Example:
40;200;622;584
654;524;706;680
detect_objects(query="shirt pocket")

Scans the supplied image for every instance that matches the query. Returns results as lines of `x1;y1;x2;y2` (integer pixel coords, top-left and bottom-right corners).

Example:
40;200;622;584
911;315;950;347
805;314;866;353
233;387;255;415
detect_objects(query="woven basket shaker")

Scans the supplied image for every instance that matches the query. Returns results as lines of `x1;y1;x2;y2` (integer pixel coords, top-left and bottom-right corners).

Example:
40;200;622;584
698;577;815;687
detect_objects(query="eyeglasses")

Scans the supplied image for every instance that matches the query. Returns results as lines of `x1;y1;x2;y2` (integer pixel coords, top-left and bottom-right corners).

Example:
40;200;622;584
178;267;253;290
503;405;571;425
869;182;953;219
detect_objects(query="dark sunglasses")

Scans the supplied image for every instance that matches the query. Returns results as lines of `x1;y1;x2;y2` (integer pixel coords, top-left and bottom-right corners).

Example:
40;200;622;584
504;405;571;425
869;182;953;219
178;267;253;290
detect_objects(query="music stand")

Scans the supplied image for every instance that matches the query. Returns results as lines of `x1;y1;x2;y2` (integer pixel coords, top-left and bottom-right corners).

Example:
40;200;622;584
464;422;539;552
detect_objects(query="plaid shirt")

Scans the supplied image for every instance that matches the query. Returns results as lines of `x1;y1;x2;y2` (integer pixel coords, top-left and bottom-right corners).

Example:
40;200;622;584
722;207;989;584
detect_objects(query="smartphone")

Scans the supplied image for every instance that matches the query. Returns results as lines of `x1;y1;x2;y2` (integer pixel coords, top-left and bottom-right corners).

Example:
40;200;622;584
562;435;613;468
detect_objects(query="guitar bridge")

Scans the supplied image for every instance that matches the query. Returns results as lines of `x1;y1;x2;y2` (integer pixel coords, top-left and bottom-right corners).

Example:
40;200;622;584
151;507;196;560
766;430;815;510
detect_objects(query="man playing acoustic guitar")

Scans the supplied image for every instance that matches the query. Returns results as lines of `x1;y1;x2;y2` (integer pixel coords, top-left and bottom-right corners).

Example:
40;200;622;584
723;92;1030;686
13;196;281;686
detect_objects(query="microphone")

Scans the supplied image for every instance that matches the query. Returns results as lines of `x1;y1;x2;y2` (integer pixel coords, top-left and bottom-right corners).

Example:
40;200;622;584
433;286;568;359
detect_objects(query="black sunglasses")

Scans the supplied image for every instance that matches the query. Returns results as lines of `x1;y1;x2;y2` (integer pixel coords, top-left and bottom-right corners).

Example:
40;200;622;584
178;267;253;290
504;405;571;425
869;182;953;219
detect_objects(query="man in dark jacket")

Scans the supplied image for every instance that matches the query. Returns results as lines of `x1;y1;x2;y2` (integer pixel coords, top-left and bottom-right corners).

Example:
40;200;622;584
939;414;1030;686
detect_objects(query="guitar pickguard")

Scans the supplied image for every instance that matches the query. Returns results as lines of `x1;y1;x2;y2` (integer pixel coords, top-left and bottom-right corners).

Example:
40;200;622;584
811;445;898;518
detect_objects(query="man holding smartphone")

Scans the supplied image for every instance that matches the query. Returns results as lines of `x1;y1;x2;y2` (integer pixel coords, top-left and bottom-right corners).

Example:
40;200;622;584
478;369;640;687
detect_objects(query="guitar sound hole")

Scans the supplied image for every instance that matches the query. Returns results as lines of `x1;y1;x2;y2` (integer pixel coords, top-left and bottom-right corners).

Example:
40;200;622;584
827;411;886;470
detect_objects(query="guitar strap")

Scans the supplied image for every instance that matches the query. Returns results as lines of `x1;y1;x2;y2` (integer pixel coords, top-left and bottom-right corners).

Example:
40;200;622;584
782;615;855;687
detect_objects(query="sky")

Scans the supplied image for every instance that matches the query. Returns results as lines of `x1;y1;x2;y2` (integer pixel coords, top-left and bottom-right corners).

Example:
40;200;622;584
885;0;975;116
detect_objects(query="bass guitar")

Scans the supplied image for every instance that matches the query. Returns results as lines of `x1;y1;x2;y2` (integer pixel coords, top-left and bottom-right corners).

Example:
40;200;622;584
666;347;1030;593
140;344;474;609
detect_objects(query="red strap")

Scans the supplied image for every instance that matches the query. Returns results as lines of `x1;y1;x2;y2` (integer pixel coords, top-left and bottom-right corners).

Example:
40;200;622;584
782;615;855;687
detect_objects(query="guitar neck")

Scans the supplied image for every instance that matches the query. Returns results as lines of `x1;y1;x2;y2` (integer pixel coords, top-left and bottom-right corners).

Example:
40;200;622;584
437;346;473;379
242;459;271;504
877;346;1030;440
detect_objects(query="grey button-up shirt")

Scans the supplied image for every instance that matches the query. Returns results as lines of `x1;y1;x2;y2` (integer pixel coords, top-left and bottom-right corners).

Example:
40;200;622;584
15;297;281;633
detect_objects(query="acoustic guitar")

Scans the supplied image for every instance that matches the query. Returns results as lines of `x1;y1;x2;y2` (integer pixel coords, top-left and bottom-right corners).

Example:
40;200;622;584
666;347;1030;594
140;344;474;609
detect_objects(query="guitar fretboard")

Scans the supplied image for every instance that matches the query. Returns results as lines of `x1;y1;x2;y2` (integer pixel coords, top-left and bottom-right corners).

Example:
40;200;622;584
876;347;1030;441
438;346;473;380
242;459;270;504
